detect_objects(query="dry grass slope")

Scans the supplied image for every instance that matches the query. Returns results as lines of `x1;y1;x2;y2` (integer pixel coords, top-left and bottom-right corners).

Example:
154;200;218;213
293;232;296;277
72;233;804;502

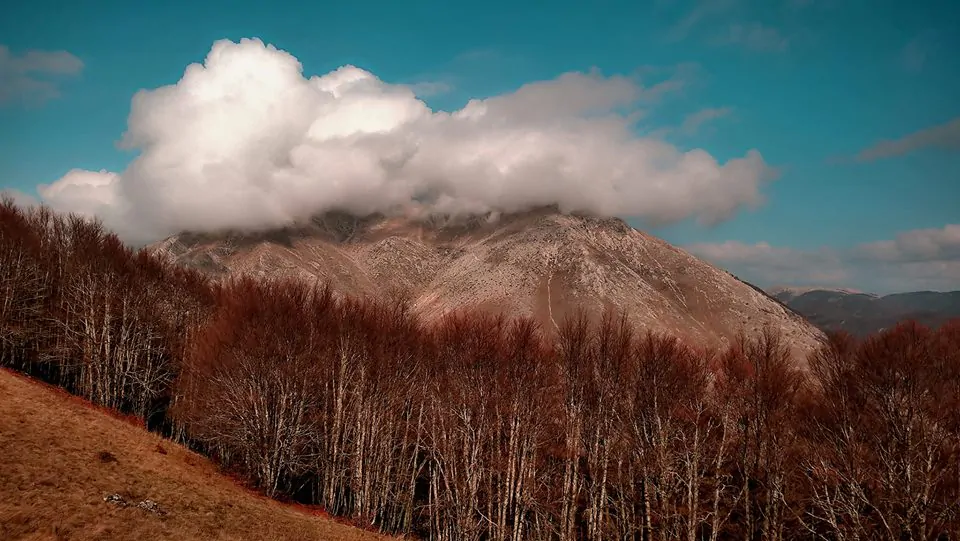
0;369;393;541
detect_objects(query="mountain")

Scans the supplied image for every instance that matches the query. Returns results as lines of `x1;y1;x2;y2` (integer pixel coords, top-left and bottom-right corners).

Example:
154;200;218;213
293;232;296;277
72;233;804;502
150;208;824;360
0;368;388;541
766;286;869;303
770;288;960;336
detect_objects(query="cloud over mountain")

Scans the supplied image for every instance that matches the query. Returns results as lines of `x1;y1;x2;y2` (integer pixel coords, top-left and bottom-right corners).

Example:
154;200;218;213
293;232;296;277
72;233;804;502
39;38;774;243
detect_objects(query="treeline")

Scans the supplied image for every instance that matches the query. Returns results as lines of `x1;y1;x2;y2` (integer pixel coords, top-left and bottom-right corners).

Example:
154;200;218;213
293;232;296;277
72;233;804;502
2;197;958;540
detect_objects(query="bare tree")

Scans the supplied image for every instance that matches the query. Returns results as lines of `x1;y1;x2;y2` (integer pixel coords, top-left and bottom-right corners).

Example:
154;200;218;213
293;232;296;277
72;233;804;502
177;278;325;496
803;322;960;540
719;326;803;541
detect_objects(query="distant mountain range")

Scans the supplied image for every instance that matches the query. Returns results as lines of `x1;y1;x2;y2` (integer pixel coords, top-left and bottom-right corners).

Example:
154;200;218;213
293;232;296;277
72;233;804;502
769;287;960;336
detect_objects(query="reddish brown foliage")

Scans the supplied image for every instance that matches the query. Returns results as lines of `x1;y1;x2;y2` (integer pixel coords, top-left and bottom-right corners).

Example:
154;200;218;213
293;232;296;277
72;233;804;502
2;198;959;540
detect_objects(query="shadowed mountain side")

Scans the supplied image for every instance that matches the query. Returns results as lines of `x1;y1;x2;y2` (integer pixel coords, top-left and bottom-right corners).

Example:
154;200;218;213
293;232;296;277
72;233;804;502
772;288;960;336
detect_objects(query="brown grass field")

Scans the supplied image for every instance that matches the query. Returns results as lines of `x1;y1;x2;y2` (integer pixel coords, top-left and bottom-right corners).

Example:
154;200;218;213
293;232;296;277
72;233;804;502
0;368;396;541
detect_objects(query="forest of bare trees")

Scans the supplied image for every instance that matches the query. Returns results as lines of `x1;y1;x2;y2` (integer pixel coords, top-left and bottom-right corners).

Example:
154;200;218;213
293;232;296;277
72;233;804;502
2;196;959;540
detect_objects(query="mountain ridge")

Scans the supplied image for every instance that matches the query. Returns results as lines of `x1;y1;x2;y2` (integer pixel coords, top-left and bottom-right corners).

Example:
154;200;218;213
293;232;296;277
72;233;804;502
769;287;960;336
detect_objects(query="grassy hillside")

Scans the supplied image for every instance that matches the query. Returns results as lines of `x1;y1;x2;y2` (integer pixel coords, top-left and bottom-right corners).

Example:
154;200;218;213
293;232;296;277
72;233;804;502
0;368;393;541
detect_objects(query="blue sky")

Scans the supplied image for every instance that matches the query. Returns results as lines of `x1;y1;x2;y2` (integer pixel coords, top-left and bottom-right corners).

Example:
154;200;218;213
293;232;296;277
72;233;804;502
1;0;958;293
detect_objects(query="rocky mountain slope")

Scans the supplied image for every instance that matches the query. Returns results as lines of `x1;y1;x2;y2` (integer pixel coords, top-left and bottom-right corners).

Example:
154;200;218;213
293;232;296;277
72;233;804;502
150;208;824;360
771;288;960;336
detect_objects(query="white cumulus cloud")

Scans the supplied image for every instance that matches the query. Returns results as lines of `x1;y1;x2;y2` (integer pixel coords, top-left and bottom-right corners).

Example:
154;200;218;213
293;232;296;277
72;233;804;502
39;169;120;218
39;38;775;244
